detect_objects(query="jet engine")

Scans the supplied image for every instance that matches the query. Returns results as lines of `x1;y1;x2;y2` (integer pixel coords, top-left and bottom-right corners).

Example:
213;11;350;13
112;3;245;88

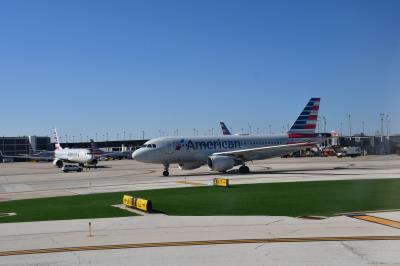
178;162;203;170
207;155;236;172
53;159;63;168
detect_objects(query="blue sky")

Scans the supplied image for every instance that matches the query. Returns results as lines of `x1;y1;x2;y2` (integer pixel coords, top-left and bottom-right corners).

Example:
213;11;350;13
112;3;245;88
0;0;399;140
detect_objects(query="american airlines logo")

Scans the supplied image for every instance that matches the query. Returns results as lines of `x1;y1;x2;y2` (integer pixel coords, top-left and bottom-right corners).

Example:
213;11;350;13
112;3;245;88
183;140;241;150
175;139;184;150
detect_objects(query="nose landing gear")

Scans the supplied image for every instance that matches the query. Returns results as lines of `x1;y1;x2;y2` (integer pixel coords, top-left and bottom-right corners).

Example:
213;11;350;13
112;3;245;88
163;163;170;176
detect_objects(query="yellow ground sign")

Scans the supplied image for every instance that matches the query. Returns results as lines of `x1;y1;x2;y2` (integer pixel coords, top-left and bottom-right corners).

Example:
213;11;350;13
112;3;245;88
213;178;229;187
123;195;152;212
123;195;134;207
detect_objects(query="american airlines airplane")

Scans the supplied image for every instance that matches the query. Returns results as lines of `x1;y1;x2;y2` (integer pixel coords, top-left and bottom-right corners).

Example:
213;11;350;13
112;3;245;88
51;129;98;168
220;122;232;135
1;129;98;169
219;121;249;136
132;98;324;176
90;139;129;160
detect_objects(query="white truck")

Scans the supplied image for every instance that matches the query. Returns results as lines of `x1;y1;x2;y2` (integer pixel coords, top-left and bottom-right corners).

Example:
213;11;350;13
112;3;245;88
336;146;362;158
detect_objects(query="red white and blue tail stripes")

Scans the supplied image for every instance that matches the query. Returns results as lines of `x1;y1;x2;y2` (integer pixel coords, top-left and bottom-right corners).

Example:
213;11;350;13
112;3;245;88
288;98;320;138
53;128;63;150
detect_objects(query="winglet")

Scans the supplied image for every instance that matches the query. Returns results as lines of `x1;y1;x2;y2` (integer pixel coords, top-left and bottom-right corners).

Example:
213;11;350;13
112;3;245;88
288;98;320;137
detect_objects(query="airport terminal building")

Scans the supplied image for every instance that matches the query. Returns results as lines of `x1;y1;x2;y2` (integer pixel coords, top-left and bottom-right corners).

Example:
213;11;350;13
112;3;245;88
0;136;51;158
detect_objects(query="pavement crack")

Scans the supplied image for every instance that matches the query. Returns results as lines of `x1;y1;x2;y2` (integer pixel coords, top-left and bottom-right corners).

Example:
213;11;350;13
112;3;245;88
340;241;374;264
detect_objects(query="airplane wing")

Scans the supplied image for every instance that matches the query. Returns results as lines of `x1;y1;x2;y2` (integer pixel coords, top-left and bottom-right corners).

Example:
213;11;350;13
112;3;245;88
212;142;316;161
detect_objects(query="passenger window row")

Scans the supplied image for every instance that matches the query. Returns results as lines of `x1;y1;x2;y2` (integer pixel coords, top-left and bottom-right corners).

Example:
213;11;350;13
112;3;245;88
244;141;282;145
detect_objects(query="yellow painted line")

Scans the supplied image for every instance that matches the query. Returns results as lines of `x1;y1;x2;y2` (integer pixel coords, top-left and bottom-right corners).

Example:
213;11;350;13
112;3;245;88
1;235;400;257
351;215;400;229
175;180;206;186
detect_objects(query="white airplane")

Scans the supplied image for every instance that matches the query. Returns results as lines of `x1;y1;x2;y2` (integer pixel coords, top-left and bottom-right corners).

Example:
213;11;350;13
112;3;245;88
51;129;98;168
1;129;98;169
132;98;324;176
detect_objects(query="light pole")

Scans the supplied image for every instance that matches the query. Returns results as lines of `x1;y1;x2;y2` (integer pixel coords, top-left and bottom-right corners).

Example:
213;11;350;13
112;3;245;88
386;114;389;138
323;116;327;133
362;121;365;135
317;117;321;133
340;121;343;136
80;133;82;142
348;114;352;139
380;113;384;142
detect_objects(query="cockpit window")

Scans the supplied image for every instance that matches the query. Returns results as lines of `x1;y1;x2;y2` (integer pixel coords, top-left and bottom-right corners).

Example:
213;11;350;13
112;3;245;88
141;144;156;148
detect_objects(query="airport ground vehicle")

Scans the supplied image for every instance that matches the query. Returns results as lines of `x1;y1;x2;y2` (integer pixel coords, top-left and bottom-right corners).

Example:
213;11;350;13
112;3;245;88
336;146;362;158
62;164;83;173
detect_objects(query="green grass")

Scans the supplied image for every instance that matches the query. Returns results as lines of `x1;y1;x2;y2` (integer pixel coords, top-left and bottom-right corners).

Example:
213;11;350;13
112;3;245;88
0;193;137;223
1;179;400;223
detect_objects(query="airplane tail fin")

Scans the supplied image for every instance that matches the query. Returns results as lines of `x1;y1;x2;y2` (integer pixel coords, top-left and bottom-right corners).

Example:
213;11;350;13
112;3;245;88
220;122;232;135
90;139;103;156
53;128;63;150
288;98;320;137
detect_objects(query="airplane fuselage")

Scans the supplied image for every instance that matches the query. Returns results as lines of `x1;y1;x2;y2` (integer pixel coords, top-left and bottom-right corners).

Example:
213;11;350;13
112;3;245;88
54;148;95;164
132;134;312;165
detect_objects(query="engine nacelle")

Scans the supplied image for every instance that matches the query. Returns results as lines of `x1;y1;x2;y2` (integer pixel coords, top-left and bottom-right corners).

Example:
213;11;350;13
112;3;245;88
207;155;236;172
178;162;203;170
53;159;63;168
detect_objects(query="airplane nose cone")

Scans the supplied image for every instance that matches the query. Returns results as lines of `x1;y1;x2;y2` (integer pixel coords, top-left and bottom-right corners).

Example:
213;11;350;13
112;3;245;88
132;149;144;161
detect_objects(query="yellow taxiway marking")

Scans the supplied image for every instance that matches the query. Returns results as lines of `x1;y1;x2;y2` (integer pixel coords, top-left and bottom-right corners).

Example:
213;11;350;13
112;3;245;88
351;215;400;229
1;235;400;257
175;180;206;186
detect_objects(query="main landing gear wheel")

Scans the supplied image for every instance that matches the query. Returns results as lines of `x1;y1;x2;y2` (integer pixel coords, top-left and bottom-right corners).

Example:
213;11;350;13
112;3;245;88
162;163;170;177
239;165;250;174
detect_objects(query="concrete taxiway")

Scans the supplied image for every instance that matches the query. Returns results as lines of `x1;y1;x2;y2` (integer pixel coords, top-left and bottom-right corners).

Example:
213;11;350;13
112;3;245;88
0;213;400;265
0;155;399;201
0;155;399;265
